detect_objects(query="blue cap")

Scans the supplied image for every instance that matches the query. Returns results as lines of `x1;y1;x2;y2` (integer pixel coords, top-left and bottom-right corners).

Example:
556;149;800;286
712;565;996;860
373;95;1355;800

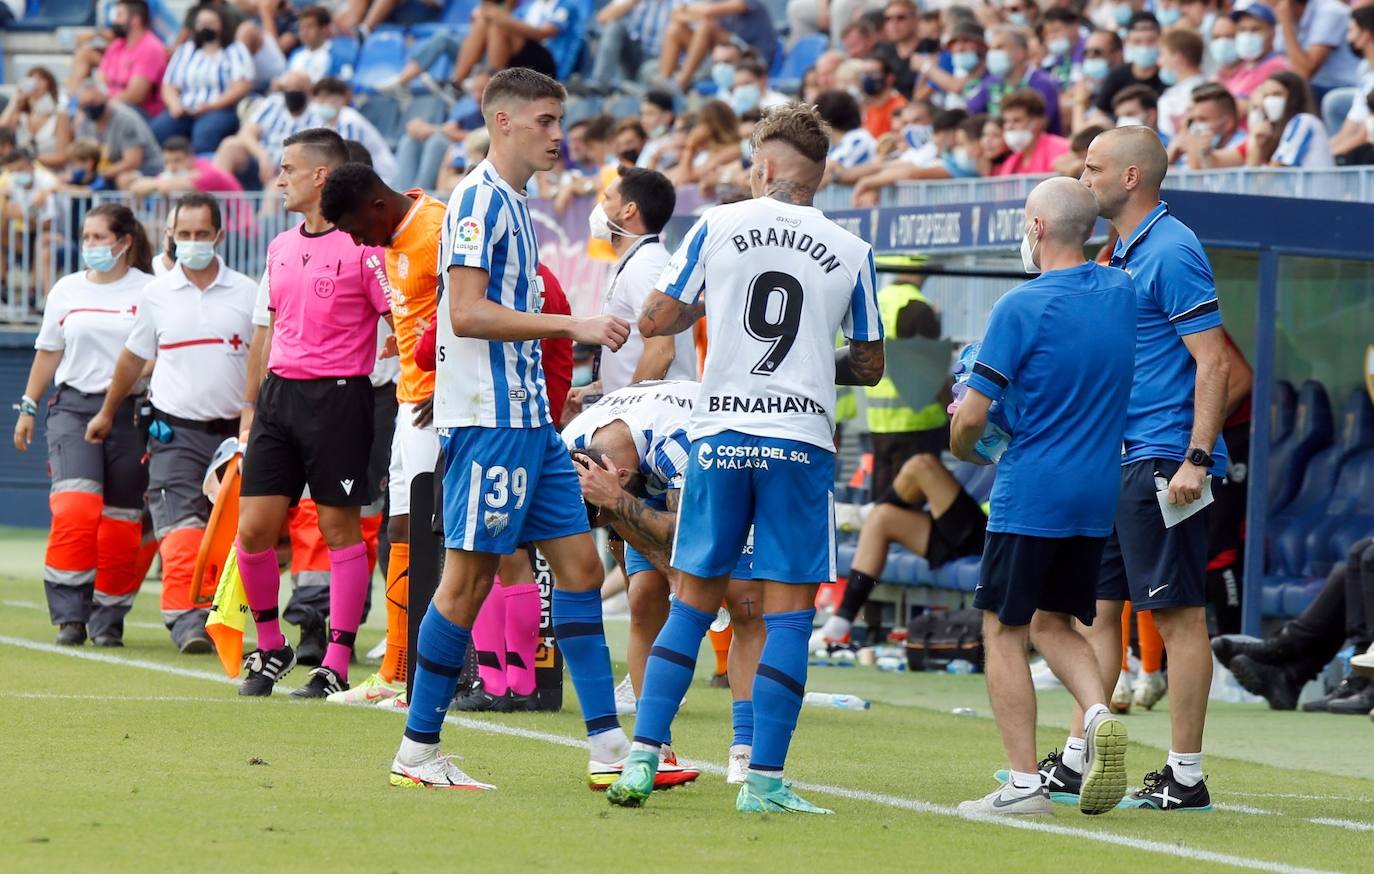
1230;3;1277;27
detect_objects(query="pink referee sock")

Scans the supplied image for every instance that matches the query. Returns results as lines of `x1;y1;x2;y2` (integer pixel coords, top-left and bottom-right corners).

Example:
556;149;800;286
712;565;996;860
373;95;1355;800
237;540;285;651
504;583;541;697
321;542;369;679
472;579;508;695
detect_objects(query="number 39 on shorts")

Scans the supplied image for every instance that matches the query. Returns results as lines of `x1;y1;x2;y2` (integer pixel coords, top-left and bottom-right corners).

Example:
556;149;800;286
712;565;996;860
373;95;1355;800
480;464;528;509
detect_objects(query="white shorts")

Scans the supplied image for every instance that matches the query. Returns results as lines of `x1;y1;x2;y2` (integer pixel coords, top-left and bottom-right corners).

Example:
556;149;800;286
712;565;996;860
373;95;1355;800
388;402;441;516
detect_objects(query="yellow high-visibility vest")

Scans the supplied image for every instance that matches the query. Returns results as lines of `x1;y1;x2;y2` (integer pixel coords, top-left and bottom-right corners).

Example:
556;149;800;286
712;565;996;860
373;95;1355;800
865;283;948;434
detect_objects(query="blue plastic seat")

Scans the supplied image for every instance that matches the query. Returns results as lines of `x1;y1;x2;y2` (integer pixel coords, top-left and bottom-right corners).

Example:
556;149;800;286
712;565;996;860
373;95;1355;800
1298;449;1374;576
564;95;603;125
606;93;641;121
774;33;828;94
358;93;403;143
8;0;94;30
1267;380;1333;513
1270;380;1297;445
353;26;407;94
328;36;361;78
442;0;480;26
404;94;449;125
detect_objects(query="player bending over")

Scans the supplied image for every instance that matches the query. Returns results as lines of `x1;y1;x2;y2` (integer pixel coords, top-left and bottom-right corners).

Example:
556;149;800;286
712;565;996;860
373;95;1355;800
607;103;885;814
389;67;634;791
565;379;763;785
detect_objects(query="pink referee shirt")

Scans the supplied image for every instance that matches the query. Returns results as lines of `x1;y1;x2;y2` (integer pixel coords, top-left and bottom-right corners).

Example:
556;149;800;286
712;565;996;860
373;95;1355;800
99;30;167;117
265;224;391;379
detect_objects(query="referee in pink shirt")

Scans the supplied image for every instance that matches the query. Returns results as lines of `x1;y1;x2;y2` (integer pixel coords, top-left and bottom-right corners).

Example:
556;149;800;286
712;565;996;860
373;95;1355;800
234;128;394;699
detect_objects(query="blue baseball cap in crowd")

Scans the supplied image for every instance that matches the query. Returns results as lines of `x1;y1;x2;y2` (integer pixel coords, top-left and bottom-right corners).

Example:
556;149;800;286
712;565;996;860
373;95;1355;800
1231;3;1277;27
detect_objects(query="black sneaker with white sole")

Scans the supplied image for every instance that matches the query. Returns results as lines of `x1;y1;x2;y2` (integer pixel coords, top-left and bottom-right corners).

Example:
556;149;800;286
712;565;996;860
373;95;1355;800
290;666;348;699
1037;750;1083;804
451;683;510;712
1118;766;1212;812
239;643;297;697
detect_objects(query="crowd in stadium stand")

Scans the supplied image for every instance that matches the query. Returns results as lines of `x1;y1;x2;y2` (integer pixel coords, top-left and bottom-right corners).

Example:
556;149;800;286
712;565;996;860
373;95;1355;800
0;0;1372;220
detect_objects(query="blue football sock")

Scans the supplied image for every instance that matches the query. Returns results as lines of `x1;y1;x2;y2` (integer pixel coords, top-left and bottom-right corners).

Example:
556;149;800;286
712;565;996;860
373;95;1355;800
732;699;755;748
633;599;715;747
552;588;620;737
403;602;470;744
750;608;815;773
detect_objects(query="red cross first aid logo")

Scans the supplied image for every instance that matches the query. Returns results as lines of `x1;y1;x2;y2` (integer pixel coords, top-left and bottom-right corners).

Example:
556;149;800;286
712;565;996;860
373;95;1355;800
454;217;483;257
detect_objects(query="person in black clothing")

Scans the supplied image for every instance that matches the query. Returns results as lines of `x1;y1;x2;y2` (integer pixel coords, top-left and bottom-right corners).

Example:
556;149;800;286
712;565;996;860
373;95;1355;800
1095;13;1165;117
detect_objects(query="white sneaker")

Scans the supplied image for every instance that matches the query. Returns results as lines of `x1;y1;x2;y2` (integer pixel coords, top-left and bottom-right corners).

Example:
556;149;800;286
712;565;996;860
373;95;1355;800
1131;671;1168;709
390;751;495;790
1110;669;1134;714
365;639;386;662
1029;658;1063;690
726;744;751;784
710;607;731;633
1349;644;1374;677
957;783;1052;816
375;691;408;711
327;672;402;705
614;674;637;716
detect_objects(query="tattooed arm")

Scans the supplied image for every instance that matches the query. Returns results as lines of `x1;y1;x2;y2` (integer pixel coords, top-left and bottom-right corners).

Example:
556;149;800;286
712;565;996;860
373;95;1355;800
575;453;680;576
639;290;705;338
835;339;885;386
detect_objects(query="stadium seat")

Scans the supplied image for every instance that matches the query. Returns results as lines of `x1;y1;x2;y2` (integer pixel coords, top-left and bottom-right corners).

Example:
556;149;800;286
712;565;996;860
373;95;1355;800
769;36;786;79
7;0;94;30
328;35;361;78
403;94;449;126
564;95;603;126
1270;380;1297;445
1298;448;1374;576
441;0;479;27
774;33;828;95
606;94;641;122
1266;380;1333;513
358;94;403;144
352;26;407;94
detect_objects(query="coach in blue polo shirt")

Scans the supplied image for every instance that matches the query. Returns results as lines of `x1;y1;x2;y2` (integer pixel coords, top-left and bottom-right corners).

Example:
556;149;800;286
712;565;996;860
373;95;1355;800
1078;126;1231;813
951;177;1136;818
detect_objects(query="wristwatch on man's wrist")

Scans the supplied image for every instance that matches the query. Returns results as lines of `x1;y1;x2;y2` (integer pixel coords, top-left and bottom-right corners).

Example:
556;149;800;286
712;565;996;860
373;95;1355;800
1186;447;1213;468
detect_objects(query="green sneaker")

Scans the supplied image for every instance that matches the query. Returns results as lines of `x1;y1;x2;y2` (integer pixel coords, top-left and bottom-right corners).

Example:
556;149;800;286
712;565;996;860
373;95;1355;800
605;750;657;808
736;773;833;815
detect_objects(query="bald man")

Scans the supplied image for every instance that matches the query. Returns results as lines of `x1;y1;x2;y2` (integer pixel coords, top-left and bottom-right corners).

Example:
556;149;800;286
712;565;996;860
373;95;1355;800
951;177;1137;817
1074;126;1229;812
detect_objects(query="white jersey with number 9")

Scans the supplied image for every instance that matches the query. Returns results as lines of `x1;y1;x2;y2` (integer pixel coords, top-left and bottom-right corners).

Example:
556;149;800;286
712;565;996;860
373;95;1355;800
655;197;881;451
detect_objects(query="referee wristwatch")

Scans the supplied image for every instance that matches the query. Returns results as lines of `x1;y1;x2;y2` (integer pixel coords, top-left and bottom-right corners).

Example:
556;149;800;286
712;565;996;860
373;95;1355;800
1185;447;1213;468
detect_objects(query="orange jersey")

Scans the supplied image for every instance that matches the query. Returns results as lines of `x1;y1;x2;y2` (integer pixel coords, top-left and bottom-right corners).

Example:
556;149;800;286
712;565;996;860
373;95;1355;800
387;190;446;402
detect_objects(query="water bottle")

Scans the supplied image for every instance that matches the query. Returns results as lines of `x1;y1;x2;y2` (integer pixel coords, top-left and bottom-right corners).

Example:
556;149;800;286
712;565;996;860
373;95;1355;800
803;692;871;710
950;343;1016;464
876;655;907;672
946;659;977;675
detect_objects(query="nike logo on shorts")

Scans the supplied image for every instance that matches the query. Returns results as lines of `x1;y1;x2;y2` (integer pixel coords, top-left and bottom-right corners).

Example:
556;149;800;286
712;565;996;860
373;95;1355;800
1148;584;1169;597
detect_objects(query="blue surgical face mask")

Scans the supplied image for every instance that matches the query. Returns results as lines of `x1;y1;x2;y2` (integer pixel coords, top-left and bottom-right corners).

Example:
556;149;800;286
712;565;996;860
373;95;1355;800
711;62;736;92
1007;11;1028;27
82;244;123;272
572;364;594;387
1235;31;1266;62
731;83;761;115
903;123;933;150
1159;65;1177;85
952;50;980;73
952;146;978;173
1113;2;1134;26
1047;36;1071;57
1082;57;1110;80
313;102;339;121
985;48;1012;77
176;239;216;270
1210;36;1238;66
1155;6;1181;26
9;171;33;188
1126;44;1159;68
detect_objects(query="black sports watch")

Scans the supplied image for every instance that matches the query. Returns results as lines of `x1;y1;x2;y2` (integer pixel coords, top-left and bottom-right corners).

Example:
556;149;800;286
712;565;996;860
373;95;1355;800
1186;447;1213;468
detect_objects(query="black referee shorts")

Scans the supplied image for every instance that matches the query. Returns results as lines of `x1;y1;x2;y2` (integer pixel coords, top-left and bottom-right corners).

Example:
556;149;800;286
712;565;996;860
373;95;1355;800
974;532;1105;627
241;374;375;508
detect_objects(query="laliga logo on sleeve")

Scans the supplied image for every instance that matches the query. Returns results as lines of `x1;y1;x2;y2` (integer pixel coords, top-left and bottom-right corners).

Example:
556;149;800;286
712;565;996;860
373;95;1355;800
697;443;714;470
453;217;483;256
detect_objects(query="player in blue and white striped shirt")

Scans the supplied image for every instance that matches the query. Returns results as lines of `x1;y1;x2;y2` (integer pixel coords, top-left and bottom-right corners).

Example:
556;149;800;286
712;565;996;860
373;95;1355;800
149;5;253;153
389;68;637;795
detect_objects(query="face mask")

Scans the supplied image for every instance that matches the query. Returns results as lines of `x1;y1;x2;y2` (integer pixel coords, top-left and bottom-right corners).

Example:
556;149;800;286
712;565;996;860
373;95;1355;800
619;148;641;164
952;50;980;73
731;83;761;115
1020;222;1041;274
648;123;668;139
1004;127;1034;152
69;168;88;184
1116;114;1144;127
31;94;55;115
861;74;885;96
1190;120;1222;148
10;171;33;188
1047;36;1071;56
1155;6;1181;26
1158;65;1177;86
588;201;639;242
711;62;736;92
1112;3;1134;26
903;124;933;150
1007;12;1028;27
1210;37;1238;65
23;77;42;95
314;103;339;121
1236;31;1265;62
572;365;594;387
111;23;129;39
1351;38;1364;57
194;27;219;48
82;103;106;121
1126;45;1159;68
846;84;864;101
1262;94;1287;123
985;48;1012;77
176;240;216;270
1082;57;1110;80
83;244;123;272
284;90;308;114
952;146;977;173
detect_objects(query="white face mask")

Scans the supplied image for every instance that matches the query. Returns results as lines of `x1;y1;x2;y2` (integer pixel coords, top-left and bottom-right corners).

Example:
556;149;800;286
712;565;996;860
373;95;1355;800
588;201;639;243
1116;115;1145;128
1020;221;1041;274
1261;94;1287;123
176;239;217;270
31;94;55;115
1004;128;1034;152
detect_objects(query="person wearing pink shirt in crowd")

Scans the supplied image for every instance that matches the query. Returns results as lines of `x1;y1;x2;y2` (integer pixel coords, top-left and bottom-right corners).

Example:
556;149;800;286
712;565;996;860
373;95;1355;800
996;89;1070;176
1225;4;1291;101
97;1;168;118
233;128;393;701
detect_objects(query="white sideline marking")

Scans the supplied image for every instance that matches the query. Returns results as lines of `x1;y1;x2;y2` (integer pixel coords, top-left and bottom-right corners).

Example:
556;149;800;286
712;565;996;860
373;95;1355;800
1231;792;1374;803
1215;802;1374;832
0;634;1341;874
1306;818;1374;833
2;599;165;630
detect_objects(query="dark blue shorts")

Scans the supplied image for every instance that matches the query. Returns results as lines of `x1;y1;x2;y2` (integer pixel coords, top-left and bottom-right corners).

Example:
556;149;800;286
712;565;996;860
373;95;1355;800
1097;458;1210;609
974;532;1106;627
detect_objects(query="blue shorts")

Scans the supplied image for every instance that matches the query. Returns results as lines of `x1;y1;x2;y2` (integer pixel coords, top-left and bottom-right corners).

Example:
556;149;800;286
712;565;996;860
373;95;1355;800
671;432;834;584
626;528;754;579
1096;458;1210;609
440;425;590;553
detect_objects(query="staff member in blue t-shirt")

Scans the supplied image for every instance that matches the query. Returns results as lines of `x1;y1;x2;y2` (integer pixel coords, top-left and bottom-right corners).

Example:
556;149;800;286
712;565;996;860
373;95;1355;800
1078;125;1231;813
951;177;1137;818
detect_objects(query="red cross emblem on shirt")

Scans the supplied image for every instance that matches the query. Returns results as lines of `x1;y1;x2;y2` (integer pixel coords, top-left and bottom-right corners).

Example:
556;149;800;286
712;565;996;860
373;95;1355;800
227;334;244;350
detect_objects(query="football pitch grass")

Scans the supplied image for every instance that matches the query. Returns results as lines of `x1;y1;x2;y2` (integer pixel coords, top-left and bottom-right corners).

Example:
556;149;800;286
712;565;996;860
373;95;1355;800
2;529;1372;874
